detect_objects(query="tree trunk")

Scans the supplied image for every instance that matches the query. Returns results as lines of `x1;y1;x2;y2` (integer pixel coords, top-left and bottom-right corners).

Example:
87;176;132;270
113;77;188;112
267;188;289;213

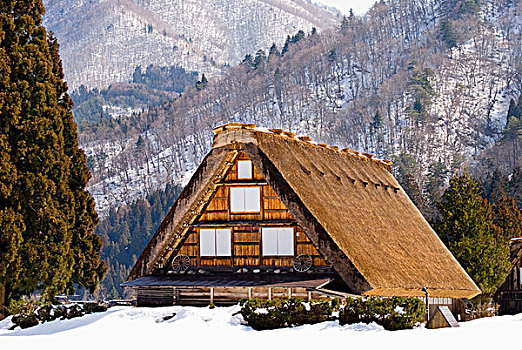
0;280;5;320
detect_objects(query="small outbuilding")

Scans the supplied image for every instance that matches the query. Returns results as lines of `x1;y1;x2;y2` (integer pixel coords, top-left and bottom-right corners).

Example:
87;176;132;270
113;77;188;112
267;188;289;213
496;238;522;315
123;123;480;313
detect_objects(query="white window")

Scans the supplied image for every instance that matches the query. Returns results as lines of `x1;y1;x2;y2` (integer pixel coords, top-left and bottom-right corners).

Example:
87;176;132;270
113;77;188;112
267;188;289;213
262;227;294;256
199;228;231;256
237;160;252;179
230;187;260;212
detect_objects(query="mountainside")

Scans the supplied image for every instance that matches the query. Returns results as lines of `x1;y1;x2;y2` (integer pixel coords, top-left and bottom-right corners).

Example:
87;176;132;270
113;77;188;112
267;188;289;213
79;0;521;216
43;0;339;90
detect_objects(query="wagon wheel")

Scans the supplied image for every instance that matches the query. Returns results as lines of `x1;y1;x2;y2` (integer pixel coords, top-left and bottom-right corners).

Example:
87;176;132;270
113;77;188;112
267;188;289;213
171;254;191;272
293;254;312;272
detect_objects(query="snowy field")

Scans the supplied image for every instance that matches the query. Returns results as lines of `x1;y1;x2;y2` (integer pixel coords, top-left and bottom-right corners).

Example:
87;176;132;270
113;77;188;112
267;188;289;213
1;305;521;350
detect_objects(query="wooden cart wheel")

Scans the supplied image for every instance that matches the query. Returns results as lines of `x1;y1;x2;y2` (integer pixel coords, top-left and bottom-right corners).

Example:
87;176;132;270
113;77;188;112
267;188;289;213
171;254;191;272
293;254;312;272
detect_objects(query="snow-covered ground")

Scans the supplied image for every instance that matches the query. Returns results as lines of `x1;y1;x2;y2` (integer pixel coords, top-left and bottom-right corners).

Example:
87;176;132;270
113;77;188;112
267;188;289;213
1;305;521;349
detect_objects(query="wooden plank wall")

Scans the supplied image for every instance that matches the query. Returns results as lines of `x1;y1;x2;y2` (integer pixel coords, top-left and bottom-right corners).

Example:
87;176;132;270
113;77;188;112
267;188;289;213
176;152;327;268
498;246;522;315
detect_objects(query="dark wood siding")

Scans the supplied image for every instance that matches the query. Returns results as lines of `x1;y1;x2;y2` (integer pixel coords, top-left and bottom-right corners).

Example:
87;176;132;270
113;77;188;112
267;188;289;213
497;244;522;315
173;152;327;269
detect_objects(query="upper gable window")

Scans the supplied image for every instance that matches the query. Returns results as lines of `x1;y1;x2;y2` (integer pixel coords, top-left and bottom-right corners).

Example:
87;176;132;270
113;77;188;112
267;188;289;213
230;187;260;212
237;160;252;179
200;228;231;257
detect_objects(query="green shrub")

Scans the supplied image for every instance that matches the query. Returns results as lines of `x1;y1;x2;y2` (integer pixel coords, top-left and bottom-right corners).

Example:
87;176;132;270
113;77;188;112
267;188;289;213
7;300;40;329
66;304;84;319
239;297;338;330
11;315;39;329
83;302;108;314
339;296;425;330
37;303;58;322
7;300;109;329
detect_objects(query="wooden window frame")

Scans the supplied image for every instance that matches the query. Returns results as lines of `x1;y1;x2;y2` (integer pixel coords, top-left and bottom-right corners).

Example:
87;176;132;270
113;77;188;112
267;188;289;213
229;186;261;213
261;227;295;257
198;228;232;257
237;160;253;179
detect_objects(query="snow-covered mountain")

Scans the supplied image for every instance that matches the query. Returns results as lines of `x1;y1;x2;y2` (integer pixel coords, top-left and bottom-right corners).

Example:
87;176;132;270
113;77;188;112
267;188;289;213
43;0;340;90
78;0;521;216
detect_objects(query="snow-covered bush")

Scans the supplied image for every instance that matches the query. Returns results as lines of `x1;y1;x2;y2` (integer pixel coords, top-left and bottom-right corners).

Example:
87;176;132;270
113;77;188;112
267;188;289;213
339;296;425;330
239;297;339;330
7;301;109;329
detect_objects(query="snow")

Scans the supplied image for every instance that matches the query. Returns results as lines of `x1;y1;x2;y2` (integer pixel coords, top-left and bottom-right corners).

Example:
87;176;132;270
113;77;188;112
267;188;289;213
1;305;521;349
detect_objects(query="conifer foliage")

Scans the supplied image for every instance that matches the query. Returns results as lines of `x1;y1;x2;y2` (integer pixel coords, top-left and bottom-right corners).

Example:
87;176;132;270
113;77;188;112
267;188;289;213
0;0;106;319
433;171;511;296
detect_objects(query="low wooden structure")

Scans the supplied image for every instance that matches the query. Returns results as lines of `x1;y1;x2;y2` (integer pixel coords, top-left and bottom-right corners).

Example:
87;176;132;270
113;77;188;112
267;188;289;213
496;238;522;315
427;306;460;329
123;123;480;308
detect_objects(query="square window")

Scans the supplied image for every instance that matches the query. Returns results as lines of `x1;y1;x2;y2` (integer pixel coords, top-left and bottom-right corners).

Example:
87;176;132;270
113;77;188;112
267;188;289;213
237;160;252;179
200;228;231;257
262;227;294;256
230;187;260;212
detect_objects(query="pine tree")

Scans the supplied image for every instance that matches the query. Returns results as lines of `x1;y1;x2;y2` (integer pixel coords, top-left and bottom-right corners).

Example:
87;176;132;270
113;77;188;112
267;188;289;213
508;167;522;209
485;169;507;203
0;0;105;318
398;173;429;218
492;194;522;240
433;171;510;295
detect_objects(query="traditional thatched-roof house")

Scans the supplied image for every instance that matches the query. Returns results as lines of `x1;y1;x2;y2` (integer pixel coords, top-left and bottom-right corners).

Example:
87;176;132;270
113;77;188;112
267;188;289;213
496;238;522;315
123;123;480;307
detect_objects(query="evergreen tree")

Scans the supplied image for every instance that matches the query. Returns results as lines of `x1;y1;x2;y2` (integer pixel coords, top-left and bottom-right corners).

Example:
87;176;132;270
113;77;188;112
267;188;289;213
508;167;522;209
253;49;266;69
492;194;522;240
195;74;208;90
0;0;105;318
438;19;460;49
484;169;507;203
433;171;510;295
398;173;429;218
281;35;290;56
268;43;280;58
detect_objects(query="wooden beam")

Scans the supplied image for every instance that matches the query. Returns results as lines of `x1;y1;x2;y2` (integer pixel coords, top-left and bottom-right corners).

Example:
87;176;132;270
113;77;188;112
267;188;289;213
219;181;268;186
192;219;296;227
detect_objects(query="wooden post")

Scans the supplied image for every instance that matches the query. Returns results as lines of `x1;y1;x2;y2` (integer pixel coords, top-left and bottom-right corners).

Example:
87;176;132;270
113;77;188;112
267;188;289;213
210;288;214;305
268;288;272;300
248;288;252;299
422;287;430;323
287;288;292;298
307;291;311;302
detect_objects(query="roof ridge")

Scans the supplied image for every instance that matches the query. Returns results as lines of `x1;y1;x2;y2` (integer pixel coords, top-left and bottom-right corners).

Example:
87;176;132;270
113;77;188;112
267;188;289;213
212;122;393;168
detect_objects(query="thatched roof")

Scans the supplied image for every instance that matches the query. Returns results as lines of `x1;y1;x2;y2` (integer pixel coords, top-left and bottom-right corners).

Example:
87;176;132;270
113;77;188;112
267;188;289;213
128;123;480;298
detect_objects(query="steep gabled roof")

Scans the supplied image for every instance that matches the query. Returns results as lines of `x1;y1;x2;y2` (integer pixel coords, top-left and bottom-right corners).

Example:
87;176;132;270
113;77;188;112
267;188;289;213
128;123;480;298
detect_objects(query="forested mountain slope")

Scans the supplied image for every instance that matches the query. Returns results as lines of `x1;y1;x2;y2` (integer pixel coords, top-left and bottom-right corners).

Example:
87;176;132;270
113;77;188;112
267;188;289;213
79;0;521;216
42;0;339;90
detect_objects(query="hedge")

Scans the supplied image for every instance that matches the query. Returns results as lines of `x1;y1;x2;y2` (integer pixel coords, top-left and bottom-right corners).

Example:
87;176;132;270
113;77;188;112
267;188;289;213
339;296;425;330
238;297;340;330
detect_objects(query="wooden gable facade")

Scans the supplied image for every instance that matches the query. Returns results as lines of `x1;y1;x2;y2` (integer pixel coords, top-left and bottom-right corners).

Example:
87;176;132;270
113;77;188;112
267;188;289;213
123;122;480;307
175;152;328;269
